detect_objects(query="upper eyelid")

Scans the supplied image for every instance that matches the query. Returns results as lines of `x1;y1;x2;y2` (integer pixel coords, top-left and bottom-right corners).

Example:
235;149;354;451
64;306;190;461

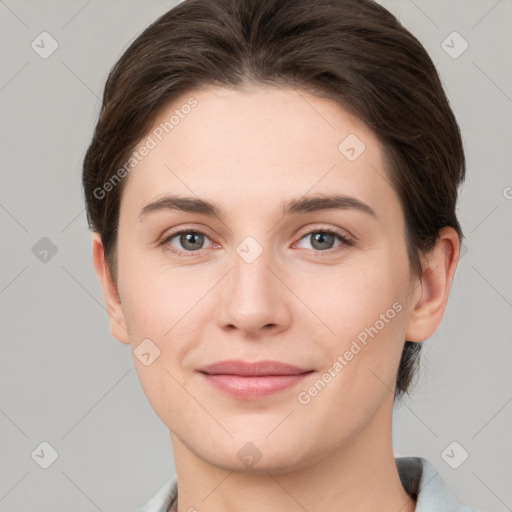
295;224;353;240
161;225;216;244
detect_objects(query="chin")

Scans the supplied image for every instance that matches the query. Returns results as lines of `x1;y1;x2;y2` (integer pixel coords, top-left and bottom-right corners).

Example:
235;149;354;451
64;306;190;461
201;435;312;475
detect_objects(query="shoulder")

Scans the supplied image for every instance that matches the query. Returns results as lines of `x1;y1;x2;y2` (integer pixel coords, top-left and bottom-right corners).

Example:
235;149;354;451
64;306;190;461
395;456;483;512
133;476;178;512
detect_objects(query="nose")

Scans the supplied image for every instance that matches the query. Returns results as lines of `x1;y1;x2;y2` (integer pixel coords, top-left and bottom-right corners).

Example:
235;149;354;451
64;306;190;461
216;245;292;338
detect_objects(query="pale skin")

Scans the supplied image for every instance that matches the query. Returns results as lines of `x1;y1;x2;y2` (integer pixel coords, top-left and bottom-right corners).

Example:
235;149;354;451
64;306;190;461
92;85;459;512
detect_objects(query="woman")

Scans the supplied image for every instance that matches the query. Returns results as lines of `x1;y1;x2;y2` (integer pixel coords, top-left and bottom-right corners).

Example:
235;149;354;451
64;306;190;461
82;0;480;510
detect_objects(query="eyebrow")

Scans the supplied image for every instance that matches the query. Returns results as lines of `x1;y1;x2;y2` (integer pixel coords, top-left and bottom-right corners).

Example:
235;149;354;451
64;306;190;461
138;193;376;220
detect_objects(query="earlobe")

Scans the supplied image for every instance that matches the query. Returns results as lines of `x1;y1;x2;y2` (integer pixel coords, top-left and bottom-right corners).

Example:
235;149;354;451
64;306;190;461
91;233;130;344
405;227;460;342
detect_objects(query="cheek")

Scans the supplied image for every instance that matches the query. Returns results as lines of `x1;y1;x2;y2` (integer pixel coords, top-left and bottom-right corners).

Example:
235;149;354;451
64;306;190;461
122;270;201;424
306;259;406;336
297;256;409;389
291;268;407;428
118;263;211;413
117;243;197;338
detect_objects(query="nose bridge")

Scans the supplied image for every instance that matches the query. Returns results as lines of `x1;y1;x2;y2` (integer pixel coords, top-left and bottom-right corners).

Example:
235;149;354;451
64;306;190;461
216;234;291;335
232;242;273;296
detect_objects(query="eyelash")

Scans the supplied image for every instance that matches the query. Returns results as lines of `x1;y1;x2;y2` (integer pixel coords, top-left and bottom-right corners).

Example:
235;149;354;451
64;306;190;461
160;227;354;258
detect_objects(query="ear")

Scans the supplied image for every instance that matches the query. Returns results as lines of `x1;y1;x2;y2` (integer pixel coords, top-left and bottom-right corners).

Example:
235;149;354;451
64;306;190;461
91;232;130;344
405;227;460;342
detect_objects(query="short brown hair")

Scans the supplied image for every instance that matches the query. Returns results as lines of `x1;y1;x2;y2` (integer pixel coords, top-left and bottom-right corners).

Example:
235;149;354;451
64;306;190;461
82;0;466;400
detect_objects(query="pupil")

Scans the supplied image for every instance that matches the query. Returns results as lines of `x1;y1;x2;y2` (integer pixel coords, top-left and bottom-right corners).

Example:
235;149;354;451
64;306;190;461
182;232;203;250
312;232;334;250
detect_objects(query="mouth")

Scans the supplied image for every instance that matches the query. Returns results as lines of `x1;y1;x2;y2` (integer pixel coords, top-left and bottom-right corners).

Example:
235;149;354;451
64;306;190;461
195;360;315;399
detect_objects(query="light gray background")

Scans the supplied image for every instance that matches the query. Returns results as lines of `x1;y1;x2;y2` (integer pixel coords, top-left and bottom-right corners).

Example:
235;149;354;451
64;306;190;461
1;0;511;511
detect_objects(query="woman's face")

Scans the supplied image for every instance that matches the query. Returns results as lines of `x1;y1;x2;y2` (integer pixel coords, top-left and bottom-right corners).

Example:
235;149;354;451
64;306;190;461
110;85;422;473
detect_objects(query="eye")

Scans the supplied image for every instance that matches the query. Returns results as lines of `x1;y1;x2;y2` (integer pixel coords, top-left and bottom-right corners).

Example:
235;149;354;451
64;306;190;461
162;229;214;256
160;226;353;258
294;228;353;253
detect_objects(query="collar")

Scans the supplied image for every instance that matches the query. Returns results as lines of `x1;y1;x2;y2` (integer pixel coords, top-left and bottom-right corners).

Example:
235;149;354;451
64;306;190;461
137;456;479;512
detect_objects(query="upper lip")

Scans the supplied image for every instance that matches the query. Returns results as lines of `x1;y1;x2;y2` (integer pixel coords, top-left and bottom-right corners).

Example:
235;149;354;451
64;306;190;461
196;360;313;376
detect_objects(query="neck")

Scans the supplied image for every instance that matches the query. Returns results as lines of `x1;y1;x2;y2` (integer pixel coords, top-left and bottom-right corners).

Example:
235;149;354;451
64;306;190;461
170;398;415;512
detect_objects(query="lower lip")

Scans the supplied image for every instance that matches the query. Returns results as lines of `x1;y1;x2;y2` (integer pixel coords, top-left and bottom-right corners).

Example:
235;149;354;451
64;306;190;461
198;372;313;399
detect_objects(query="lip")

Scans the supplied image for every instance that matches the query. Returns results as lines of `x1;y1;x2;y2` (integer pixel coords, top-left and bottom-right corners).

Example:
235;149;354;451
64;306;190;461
196;359;312;376
196;360;314;400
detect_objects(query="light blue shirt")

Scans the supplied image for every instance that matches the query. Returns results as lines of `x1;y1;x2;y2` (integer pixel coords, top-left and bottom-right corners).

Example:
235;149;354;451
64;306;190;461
136;456;481;512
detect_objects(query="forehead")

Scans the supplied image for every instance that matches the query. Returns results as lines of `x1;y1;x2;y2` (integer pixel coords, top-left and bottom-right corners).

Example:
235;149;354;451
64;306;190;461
120;85;399;222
